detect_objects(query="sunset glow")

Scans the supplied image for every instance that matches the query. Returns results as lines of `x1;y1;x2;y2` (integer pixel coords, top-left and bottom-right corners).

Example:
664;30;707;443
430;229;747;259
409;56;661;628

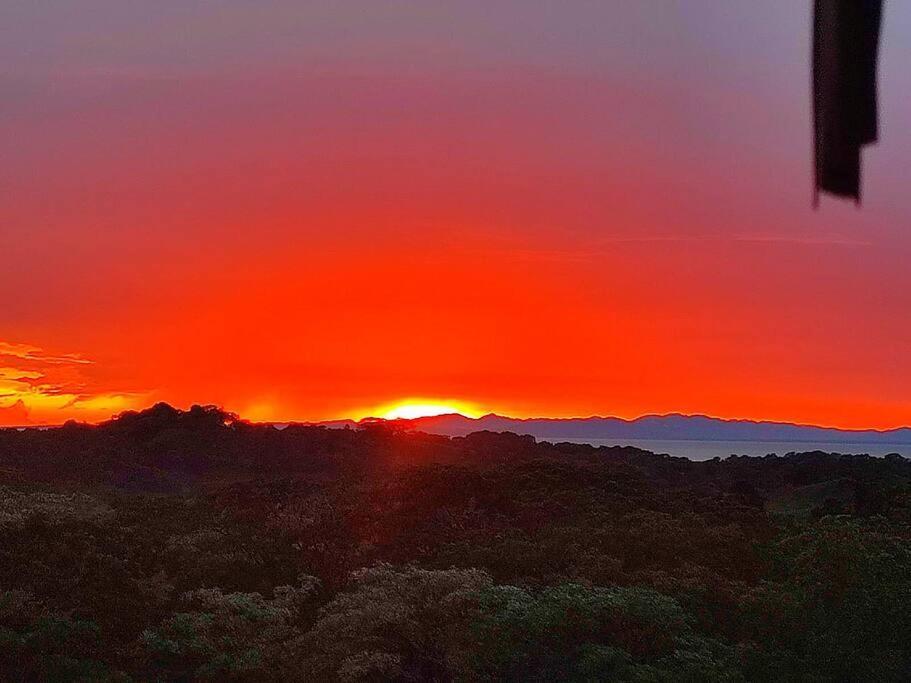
3;3;911;430
376;400;482;421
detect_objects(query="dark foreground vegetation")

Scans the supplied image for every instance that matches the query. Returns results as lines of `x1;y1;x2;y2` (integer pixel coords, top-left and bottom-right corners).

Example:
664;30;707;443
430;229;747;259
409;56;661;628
1;404;910;681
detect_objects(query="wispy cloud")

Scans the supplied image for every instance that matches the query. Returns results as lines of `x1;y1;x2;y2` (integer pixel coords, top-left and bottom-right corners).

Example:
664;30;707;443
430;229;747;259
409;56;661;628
502;232;874;265
0;341;92;365
732;233;874;247
0;340;146;426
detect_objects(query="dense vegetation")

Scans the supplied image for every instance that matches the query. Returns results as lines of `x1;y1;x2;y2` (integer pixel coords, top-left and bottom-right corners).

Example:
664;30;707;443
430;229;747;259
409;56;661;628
1;403;910;681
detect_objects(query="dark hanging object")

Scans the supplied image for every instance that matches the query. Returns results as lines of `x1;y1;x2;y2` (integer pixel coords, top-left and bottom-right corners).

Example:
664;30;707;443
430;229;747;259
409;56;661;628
812;0;883;205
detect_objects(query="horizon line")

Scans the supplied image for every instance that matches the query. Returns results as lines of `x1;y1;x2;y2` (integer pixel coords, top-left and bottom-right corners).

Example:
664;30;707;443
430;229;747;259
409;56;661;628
6;402;910;435
294;410;911;435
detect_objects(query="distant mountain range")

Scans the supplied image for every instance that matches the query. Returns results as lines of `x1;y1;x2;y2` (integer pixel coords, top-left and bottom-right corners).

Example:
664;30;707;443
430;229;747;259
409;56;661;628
311;413;911;445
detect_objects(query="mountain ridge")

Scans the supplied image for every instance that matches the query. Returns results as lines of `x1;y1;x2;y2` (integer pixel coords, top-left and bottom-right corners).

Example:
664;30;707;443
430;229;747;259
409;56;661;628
311;412;911;444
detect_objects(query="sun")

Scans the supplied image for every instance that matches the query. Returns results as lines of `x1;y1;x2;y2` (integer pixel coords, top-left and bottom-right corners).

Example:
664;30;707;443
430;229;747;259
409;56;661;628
372;399;482;420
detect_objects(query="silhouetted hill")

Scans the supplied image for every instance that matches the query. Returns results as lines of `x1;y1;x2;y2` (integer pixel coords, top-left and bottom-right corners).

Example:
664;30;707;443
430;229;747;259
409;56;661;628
342;412;911;444
2;403;908;495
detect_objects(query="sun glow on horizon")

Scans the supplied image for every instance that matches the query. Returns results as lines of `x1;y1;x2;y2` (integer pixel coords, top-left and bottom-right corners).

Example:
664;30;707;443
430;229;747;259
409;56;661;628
368;399;483;421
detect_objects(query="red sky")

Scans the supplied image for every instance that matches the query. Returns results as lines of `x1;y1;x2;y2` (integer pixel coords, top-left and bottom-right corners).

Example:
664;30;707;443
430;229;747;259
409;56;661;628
3;2;911;429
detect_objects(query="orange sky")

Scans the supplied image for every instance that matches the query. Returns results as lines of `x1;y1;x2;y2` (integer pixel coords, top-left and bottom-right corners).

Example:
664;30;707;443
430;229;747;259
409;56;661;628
3;2;911;429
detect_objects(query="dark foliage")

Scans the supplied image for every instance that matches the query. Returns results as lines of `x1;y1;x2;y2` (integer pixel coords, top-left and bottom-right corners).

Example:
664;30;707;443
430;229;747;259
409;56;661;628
1;404;909;680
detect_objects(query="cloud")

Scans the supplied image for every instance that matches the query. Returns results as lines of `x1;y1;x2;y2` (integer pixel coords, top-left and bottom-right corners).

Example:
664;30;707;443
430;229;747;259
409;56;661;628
0;367;43;381
732;233;873;247
0;340;146;425
0;341;92;365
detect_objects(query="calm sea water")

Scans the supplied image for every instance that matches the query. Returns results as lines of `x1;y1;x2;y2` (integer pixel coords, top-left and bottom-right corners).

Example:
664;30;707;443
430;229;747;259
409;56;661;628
546;438;911;461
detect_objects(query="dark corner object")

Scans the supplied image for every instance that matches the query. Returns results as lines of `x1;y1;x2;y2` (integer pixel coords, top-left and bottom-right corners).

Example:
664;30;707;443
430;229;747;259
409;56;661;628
813;0;883;206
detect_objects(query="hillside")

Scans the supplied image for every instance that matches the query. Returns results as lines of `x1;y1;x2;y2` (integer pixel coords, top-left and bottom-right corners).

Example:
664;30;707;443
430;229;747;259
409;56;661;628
1;403;910;681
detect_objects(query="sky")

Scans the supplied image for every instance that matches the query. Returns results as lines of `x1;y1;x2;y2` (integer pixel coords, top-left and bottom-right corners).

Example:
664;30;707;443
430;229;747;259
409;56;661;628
2;1;911;429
